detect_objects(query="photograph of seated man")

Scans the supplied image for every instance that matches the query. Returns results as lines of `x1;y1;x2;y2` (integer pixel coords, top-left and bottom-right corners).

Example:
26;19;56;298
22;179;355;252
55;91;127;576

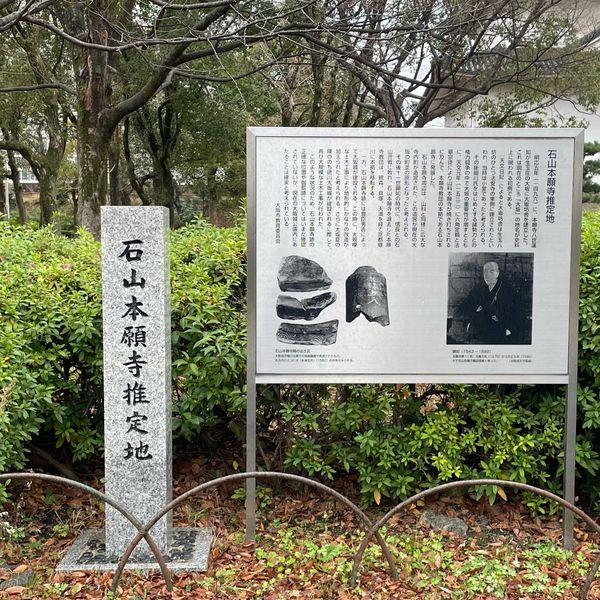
447;253;533;345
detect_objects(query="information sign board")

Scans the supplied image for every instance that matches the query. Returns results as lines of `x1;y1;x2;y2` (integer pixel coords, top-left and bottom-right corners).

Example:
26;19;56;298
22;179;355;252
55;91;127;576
245;128;584;545
249;129;583;384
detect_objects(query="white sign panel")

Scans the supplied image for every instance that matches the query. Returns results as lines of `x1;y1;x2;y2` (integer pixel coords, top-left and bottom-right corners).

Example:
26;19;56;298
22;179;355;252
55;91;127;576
248;129;583;383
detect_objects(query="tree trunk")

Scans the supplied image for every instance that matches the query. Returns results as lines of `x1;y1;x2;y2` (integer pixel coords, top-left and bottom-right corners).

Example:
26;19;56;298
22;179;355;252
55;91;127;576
122;116;147;206
77;116;109;237
71;187;79;226
152;159;176;226
74;12;113;238
6;149;25;223
109;129;121;206
37;169;57;226
309;51;325;126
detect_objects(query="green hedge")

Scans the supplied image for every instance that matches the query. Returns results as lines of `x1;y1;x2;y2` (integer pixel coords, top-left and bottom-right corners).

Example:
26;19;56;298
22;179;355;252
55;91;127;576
0;225;103;477
0;219;246;489
1;212;600;508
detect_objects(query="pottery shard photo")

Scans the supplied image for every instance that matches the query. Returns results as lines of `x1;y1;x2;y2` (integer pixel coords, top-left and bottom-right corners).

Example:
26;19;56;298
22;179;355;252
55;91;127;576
277;255;333;291
346;266;390;327
276;292;337;320
275;256;338;345
276;320;339;346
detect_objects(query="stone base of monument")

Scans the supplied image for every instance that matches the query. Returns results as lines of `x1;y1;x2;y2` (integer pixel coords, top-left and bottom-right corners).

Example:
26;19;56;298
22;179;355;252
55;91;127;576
57;528;213;572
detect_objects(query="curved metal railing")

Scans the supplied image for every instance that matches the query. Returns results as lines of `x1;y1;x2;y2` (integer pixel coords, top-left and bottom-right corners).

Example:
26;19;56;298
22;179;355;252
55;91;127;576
0;472;172;590
1;473;599;599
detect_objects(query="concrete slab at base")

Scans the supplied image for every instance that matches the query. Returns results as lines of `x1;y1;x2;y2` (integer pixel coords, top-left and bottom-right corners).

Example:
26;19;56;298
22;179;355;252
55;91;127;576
57;528;212;572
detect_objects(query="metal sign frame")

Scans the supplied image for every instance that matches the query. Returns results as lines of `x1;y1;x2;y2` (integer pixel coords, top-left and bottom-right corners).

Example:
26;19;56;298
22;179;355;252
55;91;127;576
246;127;584;546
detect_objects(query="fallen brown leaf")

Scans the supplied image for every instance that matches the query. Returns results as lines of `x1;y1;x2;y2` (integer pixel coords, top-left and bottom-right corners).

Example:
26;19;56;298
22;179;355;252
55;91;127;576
12;565;27;574
4;586;26;595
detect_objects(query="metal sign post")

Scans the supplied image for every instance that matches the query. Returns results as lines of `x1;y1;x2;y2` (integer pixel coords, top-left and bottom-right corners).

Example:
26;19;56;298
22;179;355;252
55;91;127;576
246;128;584;545
563;137;584;548
245;133;258;539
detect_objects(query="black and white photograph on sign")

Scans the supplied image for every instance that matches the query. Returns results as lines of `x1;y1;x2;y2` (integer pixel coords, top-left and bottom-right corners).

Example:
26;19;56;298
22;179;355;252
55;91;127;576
276;320;339;345
275;254;338;345
277;255;333;292
447;252;534;345
346;266;390;327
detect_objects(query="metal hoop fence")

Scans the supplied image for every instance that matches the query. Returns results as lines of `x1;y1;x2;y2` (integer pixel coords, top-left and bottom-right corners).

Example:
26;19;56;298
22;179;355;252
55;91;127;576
2;473;599;599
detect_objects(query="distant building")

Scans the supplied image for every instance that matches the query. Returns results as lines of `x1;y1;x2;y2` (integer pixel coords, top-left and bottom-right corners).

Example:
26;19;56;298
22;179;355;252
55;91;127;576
446;0;600;141
19;167;37;186
445;85;600;141
3;161;38;194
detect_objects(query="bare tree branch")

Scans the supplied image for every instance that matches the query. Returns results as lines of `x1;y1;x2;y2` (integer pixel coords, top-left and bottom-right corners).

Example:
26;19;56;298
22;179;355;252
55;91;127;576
105;2;234;132
0;0;55;33
148;0;235;9
0;138;43;170
0;82;75;94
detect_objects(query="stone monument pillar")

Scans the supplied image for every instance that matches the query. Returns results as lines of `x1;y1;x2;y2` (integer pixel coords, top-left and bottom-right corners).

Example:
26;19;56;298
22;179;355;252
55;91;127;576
58;206;211;573
101;206;172;558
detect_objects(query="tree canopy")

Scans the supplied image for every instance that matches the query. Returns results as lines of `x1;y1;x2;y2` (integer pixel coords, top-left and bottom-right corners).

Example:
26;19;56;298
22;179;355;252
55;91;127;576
1;0;599;232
